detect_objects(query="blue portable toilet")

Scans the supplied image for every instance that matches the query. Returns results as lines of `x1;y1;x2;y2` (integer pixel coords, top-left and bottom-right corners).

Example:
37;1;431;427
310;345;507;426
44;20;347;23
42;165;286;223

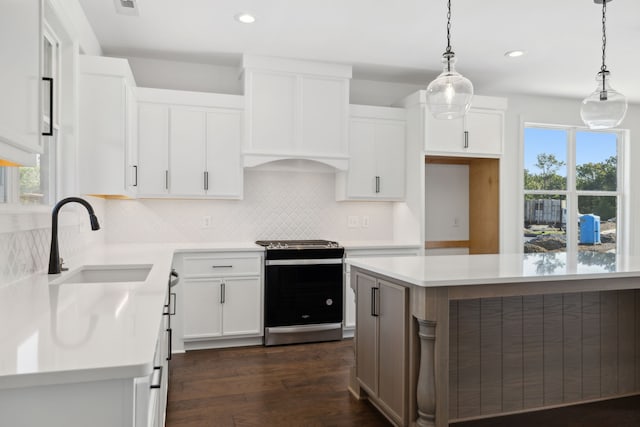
579;214;601;244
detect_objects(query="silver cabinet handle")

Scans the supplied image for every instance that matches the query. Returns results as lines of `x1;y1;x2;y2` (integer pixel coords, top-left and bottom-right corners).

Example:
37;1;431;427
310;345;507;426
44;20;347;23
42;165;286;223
150;366;162;389
220;282;226;304
204;171;209;191
165;170;169;190
464;130;469;148
133;165;138;187
212;265;233;269
375;176;380;193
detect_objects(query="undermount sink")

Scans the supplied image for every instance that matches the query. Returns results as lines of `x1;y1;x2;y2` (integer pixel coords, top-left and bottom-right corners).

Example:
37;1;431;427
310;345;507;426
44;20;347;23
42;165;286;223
51;264;153;285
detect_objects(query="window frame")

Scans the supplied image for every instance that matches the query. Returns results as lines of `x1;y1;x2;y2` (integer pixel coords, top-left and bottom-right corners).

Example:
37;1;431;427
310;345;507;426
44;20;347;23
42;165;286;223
521;122;626;254
0;21;61;212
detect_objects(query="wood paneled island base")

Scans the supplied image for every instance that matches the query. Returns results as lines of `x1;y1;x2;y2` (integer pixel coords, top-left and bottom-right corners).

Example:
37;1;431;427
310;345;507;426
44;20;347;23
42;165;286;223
347;253;640;427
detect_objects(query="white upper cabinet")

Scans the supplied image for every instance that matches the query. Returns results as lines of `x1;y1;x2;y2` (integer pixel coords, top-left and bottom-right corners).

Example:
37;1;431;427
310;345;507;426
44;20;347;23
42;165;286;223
137;102;169;195
336;105;406;201
78;55;137;197
243;55;351;169
137;88;243;199
420;93;507;158
0;0;42;165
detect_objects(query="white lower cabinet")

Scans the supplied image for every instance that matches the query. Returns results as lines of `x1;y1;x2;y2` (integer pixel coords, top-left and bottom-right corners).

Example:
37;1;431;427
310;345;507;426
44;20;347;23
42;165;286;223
135;316;170;427
343;246;420;335
183;277;261;339
177;251;264;349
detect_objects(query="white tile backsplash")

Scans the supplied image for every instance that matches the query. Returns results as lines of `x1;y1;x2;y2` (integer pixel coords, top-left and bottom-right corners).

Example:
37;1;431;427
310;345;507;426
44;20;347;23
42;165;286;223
0;198;106;285
106;170;395;243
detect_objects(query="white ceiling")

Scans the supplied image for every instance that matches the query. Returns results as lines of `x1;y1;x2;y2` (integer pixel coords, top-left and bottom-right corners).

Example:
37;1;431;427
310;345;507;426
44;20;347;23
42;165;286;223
77;0;640;102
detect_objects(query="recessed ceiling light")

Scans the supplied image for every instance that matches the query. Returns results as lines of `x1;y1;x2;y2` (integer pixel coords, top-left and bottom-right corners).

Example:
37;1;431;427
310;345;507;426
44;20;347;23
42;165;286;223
235;13;256;24
504;50;525;58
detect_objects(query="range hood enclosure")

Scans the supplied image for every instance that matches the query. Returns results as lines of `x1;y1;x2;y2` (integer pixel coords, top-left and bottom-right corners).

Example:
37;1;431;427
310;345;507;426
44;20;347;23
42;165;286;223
242;55;352;171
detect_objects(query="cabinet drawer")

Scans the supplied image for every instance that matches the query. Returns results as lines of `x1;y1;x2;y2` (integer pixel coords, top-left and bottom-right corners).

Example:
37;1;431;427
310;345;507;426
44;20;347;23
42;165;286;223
183;255;262;277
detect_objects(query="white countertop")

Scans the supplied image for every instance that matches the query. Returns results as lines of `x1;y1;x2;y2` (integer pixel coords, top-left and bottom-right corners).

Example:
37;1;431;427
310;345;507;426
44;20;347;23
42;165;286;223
347;252;640;287
0;242;261;390
341;240;422;251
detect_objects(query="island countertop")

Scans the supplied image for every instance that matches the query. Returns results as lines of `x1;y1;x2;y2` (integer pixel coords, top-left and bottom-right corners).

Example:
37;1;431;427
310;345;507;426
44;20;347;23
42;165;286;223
346;252;640;288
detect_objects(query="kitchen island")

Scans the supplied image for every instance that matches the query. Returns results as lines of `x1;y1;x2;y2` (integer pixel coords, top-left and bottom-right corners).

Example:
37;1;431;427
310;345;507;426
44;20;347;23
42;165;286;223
347;252;640;427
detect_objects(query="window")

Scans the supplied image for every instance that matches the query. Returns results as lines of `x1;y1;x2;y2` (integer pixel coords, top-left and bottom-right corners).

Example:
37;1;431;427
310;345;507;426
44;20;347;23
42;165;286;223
1;24;59;207
523;125;623;254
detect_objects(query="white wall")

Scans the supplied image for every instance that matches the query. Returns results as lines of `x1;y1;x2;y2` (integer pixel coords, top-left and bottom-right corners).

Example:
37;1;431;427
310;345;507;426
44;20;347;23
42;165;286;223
125;57;242;94
425;164;469;241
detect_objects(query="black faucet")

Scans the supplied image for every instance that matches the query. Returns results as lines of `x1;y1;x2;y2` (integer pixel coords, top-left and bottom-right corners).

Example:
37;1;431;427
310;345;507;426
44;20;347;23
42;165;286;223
48;197;101;274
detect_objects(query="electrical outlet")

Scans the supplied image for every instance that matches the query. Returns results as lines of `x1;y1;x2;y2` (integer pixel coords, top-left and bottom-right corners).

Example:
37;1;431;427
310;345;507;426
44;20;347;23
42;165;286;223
202;215;212;229
347;215;360;228
362;216;370;228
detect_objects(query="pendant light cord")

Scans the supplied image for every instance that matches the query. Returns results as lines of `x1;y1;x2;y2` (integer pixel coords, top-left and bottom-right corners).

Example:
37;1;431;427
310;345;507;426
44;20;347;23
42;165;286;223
600;0;608;92
444;0;453;72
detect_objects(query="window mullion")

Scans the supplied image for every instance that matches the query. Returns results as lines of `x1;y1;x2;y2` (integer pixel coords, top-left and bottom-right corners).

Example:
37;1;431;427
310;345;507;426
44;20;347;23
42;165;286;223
566;127;578;254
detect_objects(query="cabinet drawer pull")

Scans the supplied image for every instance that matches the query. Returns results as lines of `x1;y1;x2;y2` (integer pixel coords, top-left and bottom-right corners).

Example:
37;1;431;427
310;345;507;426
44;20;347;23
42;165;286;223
375;176;381;193
464;130;469;148
212;265;233;269
150;366;163;389
204;171;209;191
220;282;226;304
133;165;138;187
165;170;169;190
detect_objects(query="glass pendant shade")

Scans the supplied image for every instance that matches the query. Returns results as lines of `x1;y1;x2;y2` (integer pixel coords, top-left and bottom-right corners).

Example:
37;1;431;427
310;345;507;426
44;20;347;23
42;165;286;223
426;55;474;120
580;71;628;129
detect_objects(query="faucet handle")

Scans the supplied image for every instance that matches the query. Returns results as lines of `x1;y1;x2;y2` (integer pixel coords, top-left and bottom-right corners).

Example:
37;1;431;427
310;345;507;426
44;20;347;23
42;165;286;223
59;258;69;272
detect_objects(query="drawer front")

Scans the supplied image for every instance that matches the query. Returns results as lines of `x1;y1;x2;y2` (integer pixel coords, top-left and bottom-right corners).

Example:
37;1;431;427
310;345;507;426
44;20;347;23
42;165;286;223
183;255;262;277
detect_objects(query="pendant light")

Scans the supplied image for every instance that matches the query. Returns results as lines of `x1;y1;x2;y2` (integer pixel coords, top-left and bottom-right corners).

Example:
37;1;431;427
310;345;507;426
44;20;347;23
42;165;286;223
580;0;627;130
426;0;473;120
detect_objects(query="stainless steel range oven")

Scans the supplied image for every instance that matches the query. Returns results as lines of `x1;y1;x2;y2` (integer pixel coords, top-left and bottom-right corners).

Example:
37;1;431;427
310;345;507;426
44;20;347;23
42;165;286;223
256;240;344;346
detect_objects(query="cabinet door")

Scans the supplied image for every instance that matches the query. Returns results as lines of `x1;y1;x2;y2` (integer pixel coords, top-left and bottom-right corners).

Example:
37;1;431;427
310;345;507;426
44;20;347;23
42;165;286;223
221;277;261;336
205;110;242;197
464;109;503;156
246;71;296;153
78;75;127;195
375;120;405;199
425;114;465;154
378;279;408;423
300;77;347;156
0;0;41;156
125;85;138;193
347;119;377;197
355;272;378;395
182;278;223;339
138;103;169;195
169;107;206;196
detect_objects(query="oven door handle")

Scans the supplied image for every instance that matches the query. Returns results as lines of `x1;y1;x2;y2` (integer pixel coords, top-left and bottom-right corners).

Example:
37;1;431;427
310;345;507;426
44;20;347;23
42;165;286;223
265;259;343;266
267;323;342;334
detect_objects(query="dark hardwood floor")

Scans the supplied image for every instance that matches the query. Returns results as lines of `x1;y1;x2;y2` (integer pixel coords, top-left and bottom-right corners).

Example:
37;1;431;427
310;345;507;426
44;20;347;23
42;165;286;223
166;339;391;426
167;339;640;427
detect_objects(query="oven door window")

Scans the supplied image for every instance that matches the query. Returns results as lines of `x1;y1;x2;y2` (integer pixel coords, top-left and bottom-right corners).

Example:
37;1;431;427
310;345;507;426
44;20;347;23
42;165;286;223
265;263;343;327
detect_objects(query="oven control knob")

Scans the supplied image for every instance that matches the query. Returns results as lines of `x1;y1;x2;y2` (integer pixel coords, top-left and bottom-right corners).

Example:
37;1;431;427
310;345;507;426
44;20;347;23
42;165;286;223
326;298;333;306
